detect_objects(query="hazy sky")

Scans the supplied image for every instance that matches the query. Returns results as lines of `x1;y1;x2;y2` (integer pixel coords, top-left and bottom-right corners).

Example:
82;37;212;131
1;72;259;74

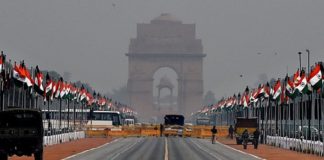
1;0;324;100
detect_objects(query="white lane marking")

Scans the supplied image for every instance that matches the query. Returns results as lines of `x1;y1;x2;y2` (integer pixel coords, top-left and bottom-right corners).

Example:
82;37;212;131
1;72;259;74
164;138;168;160
189;138;222;160
215;141;266;160
62;138;120;160
110;138;143;160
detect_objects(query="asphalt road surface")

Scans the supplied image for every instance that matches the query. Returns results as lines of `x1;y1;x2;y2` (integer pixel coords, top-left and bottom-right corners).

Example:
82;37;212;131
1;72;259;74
65;137;261;160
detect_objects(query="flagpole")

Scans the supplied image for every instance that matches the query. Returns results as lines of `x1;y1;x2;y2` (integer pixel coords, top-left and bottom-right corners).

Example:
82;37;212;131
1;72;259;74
73;100;76;131
276;100;278;135
35;96;38;109
269;98;272;136
47;99;51;134
67;99;70;131
59;98;62;130
262;99;266;144
80;102;84;130
1;74;3;111
318;91;321;140
293;99;296;139
0;51;3;111
265;97;269;143
280;103;283;137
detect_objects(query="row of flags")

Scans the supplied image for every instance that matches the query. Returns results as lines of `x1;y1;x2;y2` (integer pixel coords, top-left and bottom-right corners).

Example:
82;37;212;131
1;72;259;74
197;62;324;114
0;52;135;115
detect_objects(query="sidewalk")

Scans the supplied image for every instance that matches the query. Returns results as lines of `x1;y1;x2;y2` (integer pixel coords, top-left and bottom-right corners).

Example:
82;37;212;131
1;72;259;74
9;137;114;160
217;137;323;160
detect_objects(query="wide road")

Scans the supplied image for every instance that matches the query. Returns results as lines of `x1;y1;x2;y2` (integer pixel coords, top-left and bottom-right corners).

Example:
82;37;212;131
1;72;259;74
64;137;262;160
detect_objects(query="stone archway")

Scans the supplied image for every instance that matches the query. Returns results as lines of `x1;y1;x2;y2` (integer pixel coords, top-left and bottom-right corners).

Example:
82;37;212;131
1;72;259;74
126;13;206;120
156;74;176;111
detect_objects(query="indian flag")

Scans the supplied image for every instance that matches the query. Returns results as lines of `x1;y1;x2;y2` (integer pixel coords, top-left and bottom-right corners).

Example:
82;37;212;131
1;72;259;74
286;76;297;99
34;66;44;95
24;67;34;88
296;72;312;94
0;53;4;71
293;69;301;88
272;79;282;100
44;73;53;102
309;64;322;90
243;94;250;108
13;62;26;87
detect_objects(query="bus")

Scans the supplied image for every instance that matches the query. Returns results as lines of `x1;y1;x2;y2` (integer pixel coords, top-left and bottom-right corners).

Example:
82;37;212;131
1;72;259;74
42;109;122;133
86;110;122;130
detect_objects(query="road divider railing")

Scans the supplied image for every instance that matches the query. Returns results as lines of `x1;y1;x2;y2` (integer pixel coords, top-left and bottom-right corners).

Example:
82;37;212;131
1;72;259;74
191;126;229;138
84;125;230;138
267;136;324;156
44;131;85;146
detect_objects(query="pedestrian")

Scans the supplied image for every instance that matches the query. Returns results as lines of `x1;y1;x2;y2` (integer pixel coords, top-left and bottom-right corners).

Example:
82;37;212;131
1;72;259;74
253;128;260;149
228;125;234;139
211;126;218;144
242;128;249;149
160;124;163;137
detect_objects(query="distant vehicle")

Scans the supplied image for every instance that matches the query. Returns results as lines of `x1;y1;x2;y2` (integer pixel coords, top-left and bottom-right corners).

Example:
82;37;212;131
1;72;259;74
196;117;211;125
86;110;122;130
234;117;258;145
0;108;44;160
164;114;185;126
124;119;135;126
163;115;185;137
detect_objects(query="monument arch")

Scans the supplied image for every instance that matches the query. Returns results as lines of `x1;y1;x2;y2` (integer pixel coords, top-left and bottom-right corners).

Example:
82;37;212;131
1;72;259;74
126;13;206;120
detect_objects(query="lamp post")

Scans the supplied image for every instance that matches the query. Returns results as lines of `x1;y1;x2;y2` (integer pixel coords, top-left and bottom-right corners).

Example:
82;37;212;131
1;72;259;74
298;52;303;138
306;49;311;140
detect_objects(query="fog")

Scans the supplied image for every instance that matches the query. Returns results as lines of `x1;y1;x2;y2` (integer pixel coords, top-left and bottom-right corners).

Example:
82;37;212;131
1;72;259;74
1;0;324;100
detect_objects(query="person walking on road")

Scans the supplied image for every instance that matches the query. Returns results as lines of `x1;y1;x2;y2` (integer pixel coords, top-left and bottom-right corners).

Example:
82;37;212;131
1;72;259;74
242;128;249;149
211;126;218;144
228;125;234;139
253;128;260;149
160;124;163;137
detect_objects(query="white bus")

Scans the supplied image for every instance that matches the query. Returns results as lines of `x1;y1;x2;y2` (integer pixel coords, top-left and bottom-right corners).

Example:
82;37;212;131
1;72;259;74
86;110;122;130
42;109;122;132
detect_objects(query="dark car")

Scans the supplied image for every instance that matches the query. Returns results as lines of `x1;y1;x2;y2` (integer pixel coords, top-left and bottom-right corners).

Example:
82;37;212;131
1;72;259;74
0;108;44;160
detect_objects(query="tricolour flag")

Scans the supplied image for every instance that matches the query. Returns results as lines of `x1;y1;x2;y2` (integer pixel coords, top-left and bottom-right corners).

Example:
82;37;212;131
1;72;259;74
0;52;5;71
34;66;44;95
296;71;312;94
13;62;26;87
24;66;34;88
272;79;282;100
243;94;250;108
293;69;300;86
285;76;297;99
308;63;322;90
44;73;53;102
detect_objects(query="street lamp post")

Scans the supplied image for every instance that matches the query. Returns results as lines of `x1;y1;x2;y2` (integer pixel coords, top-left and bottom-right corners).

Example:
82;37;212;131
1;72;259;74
306;49;311;140
298;52;303;138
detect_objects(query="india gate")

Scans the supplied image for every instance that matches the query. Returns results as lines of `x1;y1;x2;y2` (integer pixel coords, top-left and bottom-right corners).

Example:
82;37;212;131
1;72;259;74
126;13;206;121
